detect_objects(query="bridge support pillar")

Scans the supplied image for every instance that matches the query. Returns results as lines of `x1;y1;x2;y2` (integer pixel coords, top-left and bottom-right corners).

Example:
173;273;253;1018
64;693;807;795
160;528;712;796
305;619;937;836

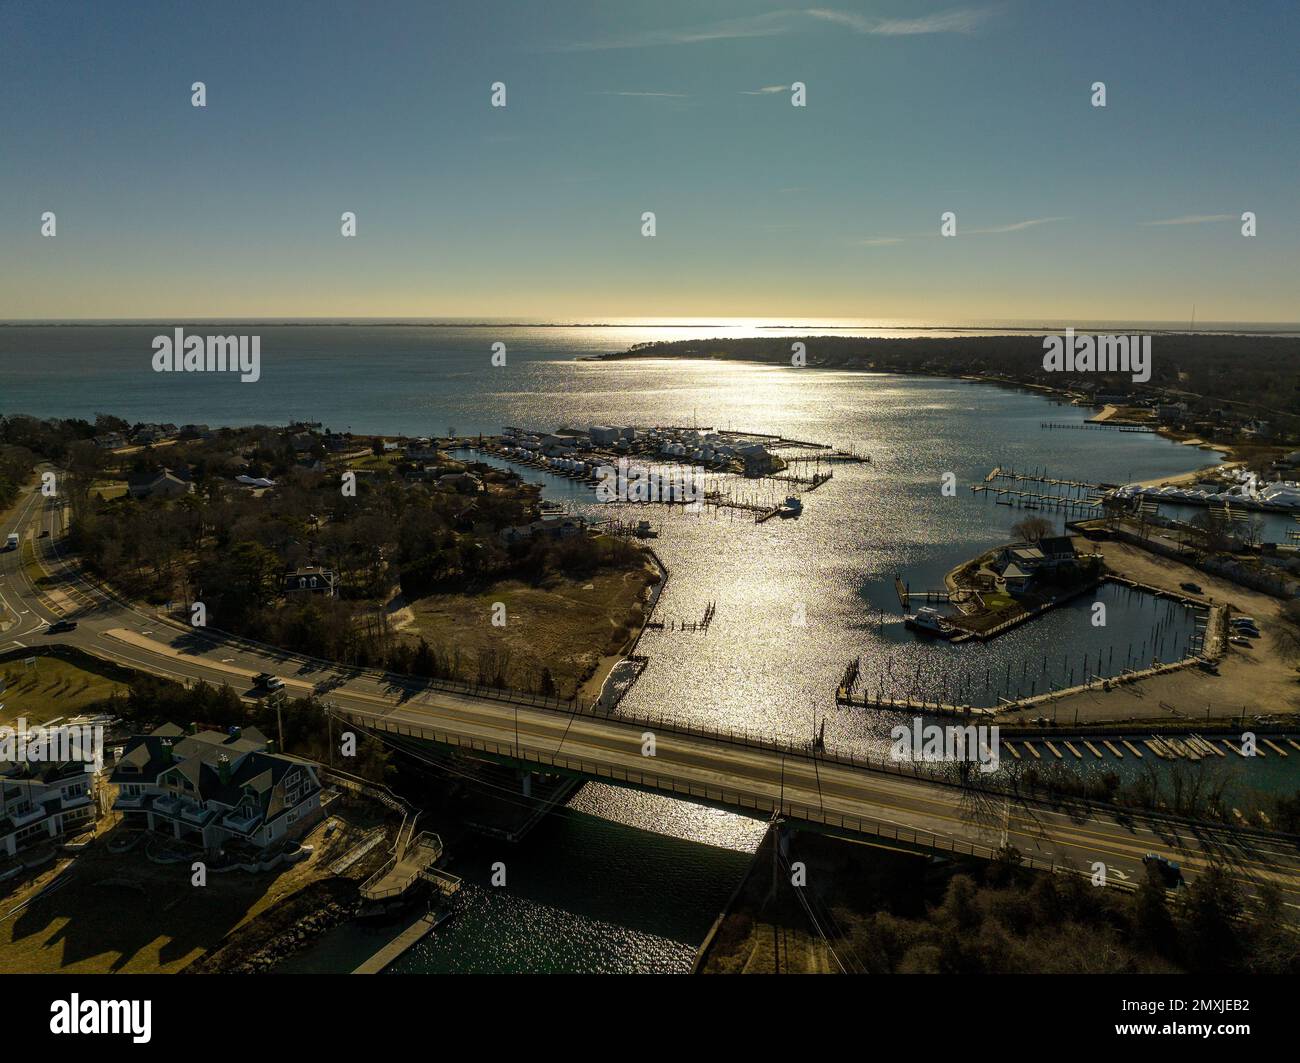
520;771;532;799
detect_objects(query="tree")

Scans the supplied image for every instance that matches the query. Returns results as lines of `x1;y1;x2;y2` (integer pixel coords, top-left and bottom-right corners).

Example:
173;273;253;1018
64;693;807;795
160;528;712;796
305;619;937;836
1011;516;1053;542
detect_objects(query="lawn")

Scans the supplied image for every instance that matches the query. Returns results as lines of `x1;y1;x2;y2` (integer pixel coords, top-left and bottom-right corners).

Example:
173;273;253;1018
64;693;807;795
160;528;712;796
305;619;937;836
0;655;127;725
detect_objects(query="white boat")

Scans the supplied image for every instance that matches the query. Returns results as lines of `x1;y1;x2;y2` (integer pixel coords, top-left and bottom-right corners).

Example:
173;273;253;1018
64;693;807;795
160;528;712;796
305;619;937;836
904;606;955;638
780;496;802;517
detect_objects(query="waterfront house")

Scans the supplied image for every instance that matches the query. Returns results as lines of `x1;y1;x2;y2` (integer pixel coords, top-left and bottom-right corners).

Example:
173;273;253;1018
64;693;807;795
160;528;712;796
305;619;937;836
110;725;322;856
996;563;1035;596
1037;535;1080;565
0;730;99;858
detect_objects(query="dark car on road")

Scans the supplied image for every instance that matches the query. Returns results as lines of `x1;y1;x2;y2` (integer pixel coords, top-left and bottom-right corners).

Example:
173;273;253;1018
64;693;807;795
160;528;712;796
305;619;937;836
46;620;78;634
1143;853;1183;887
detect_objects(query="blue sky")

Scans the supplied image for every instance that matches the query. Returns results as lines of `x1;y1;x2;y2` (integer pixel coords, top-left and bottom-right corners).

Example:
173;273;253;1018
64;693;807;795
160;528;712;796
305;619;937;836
2;0;1296;321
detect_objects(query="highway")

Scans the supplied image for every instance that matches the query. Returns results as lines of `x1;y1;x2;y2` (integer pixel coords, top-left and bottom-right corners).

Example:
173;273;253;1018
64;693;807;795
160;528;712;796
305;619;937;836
2;477;1299;907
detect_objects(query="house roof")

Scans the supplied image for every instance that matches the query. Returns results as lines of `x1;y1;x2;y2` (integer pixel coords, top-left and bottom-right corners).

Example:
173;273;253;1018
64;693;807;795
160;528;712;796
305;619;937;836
1038;535;1077;556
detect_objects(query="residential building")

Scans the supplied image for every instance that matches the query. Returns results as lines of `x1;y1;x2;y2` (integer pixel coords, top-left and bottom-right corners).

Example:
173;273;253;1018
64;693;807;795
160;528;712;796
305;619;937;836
1;729;99;858
110;724;323;855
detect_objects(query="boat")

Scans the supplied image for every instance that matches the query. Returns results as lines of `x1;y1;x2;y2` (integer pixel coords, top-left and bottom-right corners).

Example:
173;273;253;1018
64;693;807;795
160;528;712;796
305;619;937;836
779;495;802;517
904;606;956;639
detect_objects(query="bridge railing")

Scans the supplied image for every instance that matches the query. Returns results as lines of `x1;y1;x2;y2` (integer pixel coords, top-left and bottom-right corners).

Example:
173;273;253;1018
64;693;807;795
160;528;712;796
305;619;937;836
340;711;1076;875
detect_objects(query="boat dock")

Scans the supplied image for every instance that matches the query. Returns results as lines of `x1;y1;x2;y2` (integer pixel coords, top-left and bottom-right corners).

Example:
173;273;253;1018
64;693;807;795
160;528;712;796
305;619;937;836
352;909;455;975
983;467;1115;491
1040;421;1156;433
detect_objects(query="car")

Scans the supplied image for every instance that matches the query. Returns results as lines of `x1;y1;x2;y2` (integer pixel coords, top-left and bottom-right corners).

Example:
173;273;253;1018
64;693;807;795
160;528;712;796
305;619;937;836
46;620;78;634
1234;625;1260;638
1142;853;1183;887
1179;581;1202;594
253;673;285;691
1231;616;1257;627
1228;635;1253;647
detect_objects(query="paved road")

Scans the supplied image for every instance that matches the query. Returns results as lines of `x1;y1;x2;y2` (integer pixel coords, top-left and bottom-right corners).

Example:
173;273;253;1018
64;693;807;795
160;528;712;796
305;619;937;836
2;478;1299;907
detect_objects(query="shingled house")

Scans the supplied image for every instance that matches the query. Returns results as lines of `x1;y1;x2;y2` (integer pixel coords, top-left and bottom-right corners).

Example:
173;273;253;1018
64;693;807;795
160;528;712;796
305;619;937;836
110;724;322;855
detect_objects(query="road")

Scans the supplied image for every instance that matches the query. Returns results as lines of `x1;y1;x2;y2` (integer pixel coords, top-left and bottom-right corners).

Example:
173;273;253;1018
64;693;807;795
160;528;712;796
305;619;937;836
2;477;1299;907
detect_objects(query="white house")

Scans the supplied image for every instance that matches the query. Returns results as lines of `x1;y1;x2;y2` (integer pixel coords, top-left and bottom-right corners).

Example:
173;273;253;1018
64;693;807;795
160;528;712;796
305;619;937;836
0;729;99;857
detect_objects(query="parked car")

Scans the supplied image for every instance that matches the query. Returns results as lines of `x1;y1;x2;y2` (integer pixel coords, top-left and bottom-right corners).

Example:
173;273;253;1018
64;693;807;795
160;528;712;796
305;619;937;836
1231;616;1257;627
1228;635;1253;647
1179;581;1202;594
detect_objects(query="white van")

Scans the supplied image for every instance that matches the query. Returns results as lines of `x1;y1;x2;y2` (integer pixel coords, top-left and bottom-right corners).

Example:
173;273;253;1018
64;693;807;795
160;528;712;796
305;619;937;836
4;533;18;550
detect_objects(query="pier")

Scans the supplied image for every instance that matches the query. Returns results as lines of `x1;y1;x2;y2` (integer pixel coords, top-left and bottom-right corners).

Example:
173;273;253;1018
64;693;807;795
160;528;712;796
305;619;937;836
983;467;1115;492
1040;421;1156;433
352;911;441;975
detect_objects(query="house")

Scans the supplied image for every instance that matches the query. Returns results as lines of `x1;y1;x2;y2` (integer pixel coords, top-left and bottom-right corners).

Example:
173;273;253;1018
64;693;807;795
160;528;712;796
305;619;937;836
0;727;99;858
996;563;1035;596
499;516;586;545
126;469;194;500
282;566;337;597
1037;536;1079;565
590;425;621;446
998;543;1046;571
93;431;127;450
110;724;322;855
437;472;483;493
405;440;441;462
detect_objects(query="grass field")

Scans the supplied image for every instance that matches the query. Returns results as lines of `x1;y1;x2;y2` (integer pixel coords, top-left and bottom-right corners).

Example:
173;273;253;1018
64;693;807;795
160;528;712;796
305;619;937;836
0;656;126;725
407;565;656;697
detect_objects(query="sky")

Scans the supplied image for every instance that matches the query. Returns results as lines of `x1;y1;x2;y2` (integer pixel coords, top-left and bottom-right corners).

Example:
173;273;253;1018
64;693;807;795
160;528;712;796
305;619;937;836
1;0;1297;323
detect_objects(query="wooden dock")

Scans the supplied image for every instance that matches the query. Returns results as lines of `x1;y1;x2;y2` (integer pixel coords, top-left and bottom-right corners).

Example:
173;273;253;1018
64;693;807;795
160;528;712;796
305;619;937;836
352;911;443;975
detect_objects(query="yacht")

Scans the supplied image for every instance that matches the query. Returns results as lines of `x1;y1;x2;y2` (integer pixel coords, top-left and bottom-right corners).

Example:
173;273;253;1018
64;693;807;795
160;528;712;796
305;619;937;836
904;606;956;638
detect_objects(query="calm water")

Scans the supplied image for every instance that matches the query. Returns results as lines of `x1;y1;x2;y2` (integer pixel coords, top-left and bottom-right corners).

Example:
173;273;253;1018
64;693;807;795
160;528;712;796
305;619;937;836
5;323;1291;972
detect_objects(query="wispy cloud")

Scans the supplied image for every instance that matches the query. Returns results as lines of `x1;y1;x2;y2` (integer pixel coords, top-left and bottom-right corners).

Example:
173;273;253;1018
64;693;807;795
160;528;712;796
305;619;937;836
805;6;996;36
553;7;998;51
1140;213;1235;226
966;216;1067;234
741;85;790;95
555;12;791;51
856;236;906;246
593;91;690;98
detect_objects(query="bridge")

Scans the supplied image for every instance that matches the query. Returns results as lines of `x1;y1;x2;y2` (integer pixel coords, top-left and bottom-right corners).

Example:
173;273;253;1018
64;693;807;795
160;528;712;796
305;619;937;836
3;479;1300;905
